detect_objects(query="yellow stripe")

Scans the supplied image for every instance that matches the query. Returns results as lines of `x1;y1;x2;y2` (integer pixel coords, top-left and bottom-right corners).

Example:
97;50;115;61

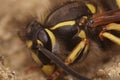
37;40;44;46
45;29;56;49
106;23;120;31
116;0;120;8
66;40;86;64
86;3;96;14
26;40;33;48
50;21;76;30
65;30;87;64
102;32;120;45
78;30;86;39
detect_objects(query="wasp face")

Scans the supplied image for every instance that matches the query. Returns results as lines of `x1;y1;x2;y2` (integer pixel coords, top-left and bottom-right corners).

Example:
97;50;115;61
23;0;120;80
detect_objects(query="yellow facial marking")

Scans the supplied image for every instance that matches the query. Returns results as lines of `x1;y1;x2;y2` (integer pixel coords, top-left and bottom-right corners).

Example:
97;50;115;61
31;52;42;64
116;0;120;8
78;30;86;39
37;40;44;46
50;21;76;30
45;29;56;49
86;3;96;14
26;40;33;48
42;64;55;76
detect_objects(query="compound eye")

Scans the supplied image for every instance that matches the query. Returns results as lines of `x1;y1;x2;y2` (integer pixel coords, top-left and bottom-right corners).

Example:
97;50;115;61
37;29;49;45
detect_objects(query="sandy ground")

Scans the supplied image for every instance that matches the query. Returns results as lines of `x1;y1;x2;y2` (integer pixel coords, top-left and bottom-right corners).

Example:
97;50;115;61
0;0;120;80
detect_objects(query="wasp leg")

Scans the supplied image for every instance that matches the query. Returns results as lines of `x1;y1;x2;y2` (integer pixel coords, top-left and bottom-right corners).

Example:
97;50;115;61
99;23;120;45
65;30;89;64
47;40;89;80
100;32;120;45
47;30;89;80
79;41;89;61
105;23;120;31
39;46;90;80
65;39;89;64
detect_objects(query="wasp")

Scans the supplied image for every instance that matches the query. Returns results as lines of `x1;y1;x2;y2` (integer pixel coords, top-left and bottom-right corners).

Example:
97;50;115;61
22;0;120;80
